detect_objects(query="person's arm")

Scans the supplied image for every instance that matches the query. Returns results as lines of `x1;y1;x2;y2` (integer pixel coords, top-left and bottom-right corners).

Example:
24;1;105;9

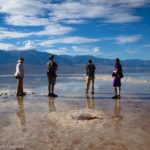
113;64;118;73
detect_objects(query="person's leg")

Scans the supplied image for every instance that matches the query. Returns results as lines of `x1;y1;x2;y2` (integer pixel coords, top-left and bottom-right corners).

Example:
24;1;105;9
51;84;54;94
48;83;52;96
115;87;117;96
116;78;121;98
16;78;20;96
118;86;121;97
48;83;51;93
51;84;57;97
112;86;118;99
91;77;94;94
20;77;23;94
48;76;52;96
17;77;23;96
51;77;57;97
85;76;90;93
112;77;121;99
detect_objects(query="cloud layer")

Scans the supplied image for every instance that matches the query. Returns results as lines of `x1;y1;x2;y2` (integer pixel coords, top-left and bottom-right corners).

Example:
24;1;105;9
0;0;149;26
0;0;149;58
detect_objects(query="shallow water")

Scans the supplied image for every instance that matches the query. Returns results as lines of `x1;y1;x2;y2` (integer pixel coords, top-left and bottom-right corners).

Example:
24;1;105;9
0;73;149;95
0;74;150;150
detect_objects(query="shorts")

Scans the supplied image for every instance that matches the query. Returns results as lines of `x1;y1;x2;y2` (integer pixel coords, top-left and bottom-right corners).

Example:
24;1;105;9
48;76;56;85
86;76;95;82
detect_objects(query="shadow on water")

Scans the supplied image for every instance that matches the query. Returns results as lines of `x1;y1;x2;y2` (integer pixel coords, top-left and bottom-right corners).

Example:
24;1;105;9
16;96;26;132
48;97;56;112
85;94;94;109
112;99;123;128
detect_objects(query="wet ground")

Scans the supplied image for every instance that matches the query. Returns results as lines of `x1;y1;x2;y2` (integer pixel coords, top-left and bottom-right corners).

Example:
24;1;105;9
0;80;150;150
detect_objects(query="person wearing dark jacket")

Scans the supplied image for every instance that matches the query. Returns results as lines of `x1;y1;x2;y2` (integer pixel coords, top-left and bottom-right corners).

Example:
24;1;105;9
47;55;58;97
85;59;96;94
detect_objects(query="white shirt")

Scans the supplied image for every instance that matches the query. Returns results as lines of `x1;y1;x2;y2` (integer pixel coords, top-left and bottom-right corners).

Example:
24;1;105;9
15;60;24;77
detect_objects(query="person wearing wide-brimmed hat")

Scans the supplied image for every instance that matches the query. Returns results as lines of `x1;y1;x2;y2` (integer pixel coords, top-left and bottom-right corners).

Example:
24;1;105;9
15;57;26;96
47;54;58;97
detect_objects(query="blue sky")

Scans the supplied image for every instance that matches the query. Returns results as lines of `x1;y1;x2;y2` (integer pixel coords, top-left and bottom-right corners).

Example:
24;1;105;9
0;0;150;59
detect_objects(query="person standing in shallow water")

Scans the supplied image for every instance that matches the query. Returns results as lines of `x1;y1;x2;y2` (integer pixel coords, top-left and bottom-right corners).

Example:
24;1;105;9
15;57;26;96
85;59;96;94
47;55;58;97
112;58;124;99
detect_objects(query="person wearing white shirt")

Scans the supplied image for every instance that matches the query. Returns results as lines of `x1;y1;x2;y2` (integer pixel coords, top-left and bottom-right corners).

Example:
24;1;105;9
15;57;25;96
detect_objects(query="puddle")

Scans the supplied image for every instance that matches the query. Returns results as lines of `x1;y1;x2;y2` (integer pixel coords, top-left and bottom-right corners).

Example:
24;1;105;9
72;113;103;121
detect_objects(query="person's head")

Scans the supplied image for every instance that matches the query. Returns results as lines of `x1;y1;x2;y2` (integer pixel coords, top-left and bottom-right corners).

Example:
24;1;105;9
49;55;54;61
19;57;24;63
115;58;120;63
88;59;92;64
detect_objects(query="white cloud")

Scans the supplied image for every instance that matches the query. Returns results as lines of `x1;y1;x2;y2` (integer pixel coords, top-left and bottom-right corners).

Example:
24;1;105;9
0;40;38;51
49;0;149;24
86;0;149;7
115;35;142;44
63;19;87;24
49;2;111;21
0;23;74;40
0;0;149;27
115;0;150;8
44;46;104;56
0;0;51;26
45;47;68;55
125;49;139;54
93;47;101;54
40;36;100;46
105;13;141;23
0;40;37;51
6;15;50;26
71;46;87;53
0;42;16;50
0;28;33;39
20;40;36;50
37;24;74;35
0;0;46;16
71;46;102;55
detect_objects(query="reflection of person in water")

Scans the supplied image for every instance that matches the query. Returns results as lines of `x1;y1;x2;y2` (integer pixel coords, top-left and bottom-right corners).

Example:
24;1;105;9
49;97;56;112
112;99;123;127
16;96;26;131
86;94;94;109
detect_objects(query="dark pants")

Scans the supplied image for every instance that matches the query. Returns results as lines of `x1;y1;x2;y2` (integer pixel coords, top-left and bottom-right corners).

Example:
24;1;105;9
16;77;23;95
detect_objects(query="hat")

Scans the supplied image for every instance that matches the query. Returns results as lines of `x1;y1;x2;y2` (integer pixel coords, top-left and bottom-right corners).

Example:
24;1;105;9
49;55;54;60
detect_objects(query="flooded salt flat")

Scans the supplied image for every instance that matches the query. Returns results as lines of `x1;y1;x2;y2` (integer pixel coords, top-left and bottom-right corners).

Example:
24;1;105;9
0;73;150;96
0;74;150;150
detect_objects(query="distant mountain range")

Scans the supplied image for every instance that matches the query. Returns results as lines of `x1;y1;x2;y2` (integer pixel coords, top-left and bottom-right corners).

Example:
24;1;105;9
0;49;150;74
